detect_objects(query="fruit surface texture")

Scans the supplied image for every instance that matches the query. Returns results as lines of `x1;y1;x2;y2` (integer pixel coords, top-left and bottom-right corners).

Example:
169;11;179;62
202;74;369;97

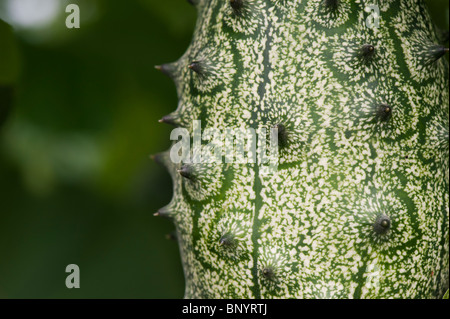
156;0;449;298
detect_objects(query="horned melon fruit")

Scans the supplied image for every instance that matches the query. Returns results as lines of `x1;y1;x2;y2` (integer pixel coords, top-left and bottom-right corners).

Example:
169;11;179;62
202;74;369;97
155;0;449;299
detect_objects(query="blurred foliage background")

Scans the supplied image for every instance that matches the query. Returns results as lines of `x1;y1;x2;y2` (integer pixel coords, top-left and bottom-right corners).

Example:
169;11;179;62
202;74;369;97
0;0;448;298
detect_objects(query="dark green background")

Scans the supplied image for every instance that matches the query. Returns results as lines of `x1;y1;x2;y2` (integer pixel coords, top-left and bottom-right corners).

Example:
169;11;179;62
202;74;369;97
0;0;448;298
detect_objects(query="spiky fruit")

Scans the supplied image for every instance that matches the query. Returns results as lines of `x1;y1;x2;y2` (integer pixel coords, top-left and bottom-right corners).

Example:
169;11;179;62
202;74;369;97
155;0;449;298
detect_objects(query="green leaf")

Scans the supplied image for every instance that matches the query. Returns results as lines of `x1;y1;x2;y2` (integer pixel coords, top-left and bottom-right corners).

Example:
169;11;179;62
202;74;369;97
444;290;449;299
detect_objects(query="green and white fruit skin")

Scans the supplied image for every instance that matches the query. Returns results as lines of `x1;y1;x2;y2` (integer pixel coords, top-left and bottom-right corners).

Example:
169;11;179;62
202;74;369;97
156;0;449;298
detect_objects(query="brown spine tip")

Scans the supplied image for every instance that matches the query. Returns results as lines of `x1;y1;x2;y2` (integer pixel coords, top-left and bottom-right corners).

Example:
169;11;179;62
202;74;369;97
154;207;172;219
150;152;165;165
219;233;236;247
261;267;276;280
323;0;339;9
155;63;176;78
373;215;391;235
360;44;375;58
376;104;392;121
230;0;244;11
158;114;179;127
188;61;203;74
177;165;194;180
430;45;449;62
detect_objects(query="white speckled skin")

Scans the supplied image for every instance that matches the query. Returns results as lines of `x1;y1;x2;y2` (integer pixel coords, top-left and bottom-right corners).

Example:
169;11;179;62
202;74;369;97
157;0;449;298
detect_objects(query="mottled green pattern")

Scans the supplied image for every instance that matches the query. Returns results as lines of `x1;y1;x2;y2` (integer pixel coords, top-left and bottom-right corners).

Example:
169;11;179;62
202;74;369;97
157;0;449;298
